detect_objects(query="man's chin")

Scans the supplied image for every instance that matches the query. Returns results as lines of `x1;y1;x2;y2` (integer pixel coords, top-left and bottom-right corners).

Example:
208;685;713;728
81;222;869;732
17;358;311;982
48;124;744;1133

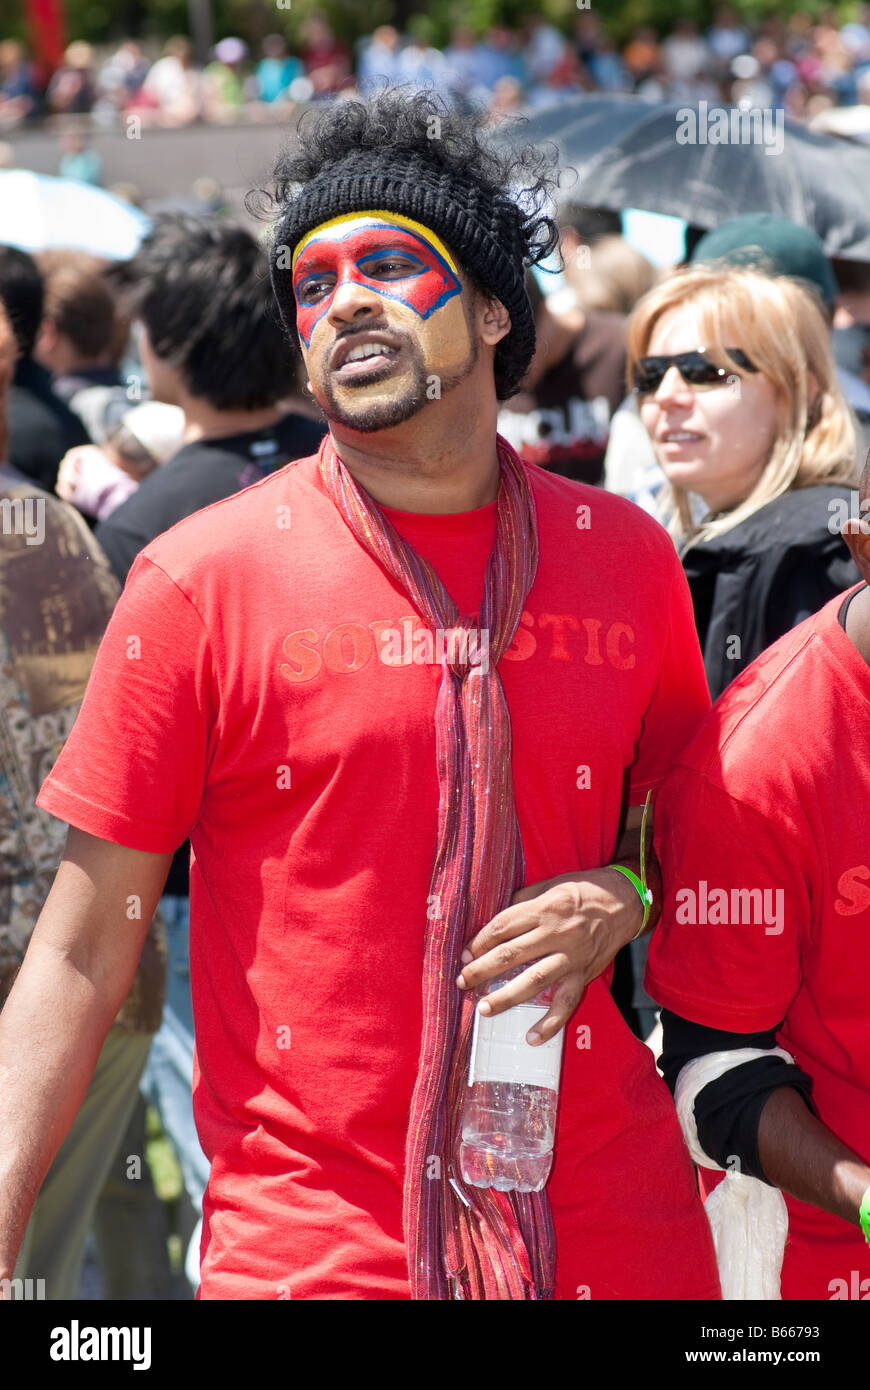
320;386;429;433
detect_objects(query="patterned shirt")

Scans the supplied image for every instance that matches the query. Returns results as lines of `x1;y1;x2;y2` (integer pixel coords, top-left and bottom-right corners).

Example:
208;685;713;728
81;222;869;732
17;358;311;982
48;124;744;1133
0;464;164;1032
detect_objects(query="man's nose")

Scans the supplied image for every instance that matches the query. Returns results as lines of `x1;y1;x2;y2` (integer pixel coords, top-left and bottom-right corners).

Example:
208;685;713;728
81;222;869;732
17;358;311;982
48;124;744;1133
327;274;385;325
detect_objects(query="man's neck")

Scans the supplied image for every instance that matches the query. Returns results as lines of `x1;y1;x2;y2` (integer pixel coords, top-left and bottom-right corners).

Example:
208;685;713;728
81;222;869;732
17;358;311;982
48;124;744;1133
327;399;502;514
844;582;870;667
42;349;111;379
181;398;283;444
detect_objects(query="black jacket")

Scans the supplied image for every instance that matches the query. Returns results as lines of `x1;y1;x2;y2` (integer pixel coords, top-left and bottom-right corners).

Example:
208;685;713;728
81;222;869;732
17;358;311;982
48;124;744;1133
681;483;860;701
8;357;89;491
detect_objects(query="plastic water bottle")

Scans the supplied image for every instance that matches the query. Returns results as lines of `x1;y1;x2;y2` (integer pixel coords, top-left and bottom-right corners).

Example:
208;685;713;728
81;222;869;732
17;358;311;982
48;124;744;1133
459;967;564;1193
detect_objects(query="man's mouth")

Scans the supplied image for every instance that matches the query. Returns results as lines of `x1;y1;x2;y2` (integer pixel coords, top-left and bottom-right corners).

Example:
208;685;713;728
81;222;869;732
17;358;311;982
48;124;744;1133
331;332;404;378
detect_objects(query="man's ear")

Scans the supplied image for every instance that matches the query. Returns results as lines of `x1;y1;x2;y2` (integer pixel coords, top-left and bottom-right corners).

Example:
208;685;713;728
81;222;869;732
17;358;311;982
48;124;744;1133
842;514;870;582
35;317;58;357
474;290;511;349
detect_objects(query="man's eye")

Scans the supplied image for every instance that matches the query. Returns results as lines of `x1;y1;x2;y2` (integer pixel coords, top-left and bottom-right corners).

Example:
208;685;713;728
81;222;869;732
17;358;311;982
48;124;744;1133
298;278;334;303
368;259;414;278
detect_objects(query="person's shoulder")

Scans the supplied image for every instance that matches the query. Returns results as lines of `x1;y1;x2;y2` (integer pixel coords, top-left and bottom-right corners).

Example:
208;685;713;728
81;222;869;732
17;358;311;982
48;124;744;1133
136;451;321;585
101;424;310;537
275;410;327;451
758;482;855;539
528;462;678;567
673;595;847;785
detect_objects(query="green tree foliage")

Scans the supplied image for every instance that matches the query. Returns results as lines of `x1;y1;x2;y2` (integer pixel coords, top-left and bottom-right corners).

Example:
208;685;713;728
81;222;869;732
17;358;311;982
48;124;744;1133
25;0;863;54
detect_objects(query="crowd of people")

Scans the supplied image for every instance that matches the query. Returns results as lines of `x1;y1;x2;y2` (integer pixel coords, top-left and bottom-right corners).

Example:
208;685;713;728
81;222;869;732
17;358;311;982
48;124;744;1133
0;74;868;1307
7;7;870;141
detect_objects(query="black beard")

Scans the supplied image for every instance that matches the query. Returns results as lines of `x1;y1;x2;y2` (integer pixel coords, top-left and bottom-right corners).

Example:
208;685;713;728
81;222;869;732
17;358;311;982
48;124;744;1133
322;353;430;433
317;333;480;434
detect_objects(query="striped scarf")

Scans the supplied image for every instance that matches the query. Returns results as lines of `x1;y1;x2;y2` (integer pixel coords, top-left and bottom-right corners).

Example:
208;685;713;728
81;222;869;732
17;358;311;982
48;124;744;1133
319;432;556;1300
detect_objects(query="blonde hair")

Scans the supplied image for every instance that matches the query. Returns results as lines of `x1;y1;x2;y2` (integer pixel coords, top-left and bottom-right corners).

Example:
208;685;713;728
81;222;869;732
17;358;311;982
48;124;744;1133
626;264;858;543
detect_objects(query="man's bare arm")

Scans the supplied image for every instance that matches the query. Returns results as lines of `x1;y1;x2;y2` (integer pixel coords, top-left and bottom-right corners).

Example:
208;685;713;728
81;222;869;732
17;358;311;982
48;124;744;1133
758;1087;870;1230
0;826;173;1281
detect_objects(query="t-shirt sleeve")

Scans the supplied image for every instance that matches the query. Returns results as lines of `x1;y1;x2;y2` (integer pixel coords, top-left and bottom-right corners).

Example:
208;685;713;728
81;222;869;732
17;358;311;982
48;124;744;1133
35;553;215;854
645;764;806;1032
627;549;711;802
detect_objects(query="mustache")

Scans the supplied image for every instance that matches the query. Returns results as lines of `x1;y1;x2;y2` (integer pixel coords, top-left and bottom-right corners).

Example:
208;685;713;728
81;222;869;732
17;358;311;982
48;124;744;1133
332;319;407;343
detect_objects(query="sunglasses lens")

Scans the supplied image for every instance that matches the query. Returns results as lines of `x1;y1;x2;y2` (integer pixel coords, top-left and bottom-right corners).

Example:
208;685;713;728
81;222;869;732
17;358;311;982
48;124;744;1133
635;349;754;395
680;353;724;386
634;360;665;394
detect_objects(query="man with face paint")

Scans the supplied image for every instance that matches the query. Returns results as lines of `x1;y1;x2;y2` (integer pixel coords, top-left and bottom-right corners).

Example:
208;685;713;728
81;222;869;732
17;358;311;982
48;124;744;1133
292;211;480;433
0;93;720;1302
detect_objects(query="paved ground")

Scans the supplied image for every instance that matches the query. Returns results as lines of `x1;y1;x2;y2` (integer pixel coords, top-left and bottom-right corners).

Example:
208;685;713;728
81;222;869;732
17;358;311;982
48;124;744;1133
7;116;300;226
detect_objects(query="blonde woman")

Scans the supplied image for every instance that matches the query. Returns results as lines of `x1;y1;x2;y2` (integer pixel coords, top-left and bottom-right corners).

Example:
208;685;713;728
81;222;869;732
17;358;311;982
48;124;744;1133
627;264;860;698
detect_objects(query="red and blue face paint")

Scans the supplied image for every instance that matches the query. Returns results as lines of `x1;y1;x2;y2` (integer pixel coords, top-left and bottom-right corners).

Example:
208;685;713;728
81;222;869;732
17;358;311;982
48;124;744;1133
291;212;462;347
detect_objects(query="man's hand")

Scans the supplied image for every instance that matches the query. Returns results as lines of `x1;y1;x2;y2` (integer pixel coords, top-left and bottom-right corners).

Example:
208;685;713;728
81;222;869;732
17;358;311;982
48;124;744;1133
455;865;644;1046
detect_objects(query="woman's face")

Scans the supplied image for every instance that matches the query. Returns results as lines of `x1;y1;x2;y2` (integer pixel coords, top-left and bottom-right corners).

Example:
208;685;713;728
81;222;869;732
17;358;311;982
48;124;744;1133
639;303;781;514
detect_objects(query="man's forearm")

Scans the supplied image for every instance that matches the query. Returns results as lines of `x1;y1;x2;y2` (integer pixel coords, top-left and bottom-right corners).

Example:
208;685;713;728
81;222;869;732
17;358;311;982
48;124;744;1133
0;940;120;1278
757;1086;870;1229
610;822;662;936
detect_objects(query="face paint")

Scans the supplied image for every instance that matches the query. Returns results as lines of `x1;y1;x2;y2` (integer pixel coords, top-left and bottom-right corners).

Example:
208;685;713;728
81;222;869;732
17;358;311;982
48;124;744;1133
291;211;462;347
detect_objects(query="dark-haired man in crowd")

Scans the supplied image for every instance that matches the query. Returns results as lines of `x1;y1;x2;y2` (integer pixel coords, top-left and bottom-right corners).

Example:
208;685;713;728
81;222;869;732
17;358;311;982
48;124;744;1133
95;214;325;585
0;245;89;491
0;93;718;1301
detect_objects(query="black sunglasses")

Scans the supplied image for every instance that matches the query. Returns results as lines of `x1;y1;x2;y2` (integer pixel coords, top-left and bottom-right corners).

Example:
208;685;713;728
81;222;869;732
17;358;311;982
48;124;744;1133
633;348;757;396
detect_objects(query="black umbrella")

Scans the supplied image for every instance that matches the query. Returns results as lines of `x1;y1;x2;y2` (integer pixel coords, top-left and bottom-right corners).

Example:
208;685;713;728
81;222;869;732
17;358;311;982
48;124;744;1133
501;94;870;261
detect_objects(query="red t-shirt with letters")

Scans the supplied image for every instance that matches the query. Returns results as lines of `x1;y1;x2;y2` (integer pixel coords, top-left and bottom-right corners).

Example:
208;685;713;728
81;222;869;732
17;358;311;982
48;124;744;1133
37;441;719;1300
647;587;870;1300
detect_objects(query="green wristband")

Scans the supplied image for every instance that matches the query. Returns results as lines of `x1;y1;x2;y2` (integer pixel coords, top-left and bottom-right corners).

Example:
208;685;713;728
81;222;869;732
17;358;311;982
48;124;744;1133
608;790;654;939
860;1186;870;1247
608;865;653;937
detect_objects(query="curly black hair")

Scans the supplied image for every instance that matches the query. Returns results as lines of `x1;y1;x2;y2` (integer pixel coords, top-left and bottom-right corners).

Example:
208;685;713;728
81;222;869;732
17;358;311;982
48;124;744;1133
249;89;561;399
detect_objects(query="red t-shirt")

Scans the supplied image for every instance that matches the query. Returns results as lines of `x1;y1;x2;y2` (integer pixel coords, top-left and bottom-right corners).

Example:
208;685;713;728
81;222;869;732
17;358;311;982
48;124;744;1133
646;587;870;1300
37;443;719;1300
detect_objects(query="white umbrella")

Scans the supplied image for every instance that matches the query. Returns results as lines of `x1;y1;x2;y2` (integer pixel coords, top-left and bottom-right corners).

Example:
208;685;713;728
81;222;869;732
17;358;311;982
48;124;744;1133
0;170;150;259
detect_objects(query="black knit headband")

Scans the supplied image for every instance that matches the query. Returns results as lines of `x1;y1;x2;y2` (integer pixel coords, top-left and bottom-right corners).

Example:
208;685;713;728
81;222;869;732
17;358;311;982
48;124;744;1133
268;148;535;385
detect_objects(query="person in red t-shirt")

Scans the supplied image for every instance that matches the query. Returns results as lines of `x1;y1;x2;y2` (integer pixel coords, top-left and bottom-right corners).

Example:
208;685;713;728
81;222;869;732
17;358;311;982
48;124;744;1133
646;459;870;1300
0;91;719;1300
